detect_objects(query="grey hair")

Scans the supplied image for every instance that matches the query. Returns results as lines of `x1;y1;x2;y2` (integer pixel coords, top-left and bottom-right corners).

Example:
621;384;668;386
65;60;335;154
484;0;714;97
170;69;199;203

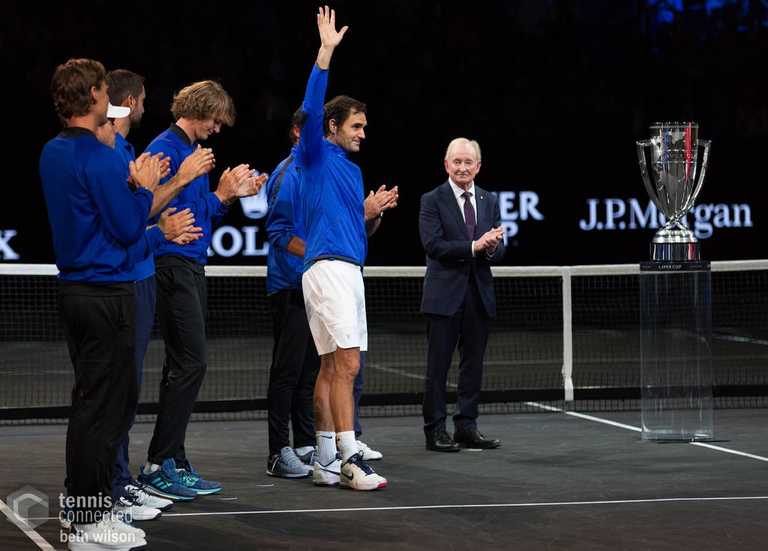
444;137;481;161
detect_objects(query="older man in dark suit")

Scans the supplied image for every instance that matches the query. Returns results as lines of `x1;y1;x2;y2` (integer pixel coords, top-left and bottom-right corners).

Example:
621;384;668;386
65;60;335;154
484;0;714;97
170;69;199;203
419;137;506;452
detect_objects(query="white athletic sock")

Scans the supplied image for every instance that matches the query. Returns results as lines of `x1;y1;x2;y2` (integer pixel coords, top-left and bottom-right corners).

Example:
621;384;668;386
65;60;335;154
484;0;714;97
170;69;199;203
316;431;337;465
337;431;357;462
143;463;160;475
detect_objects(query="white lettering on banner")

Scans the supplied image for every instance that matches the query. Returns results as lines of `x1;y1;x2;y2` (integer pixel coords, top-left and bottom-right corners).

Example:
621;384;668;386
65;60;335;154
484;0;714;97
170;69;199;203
579;198;753;239
497;191;544;244
0;230;19;260
207;226;269;257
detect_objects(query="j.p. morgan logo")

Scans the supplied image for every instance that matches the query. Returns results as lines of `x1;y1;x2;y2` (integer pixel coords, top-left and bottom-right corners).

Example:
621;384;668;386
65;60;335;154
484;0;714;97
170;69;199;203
579;198;752;239
497;191;544;244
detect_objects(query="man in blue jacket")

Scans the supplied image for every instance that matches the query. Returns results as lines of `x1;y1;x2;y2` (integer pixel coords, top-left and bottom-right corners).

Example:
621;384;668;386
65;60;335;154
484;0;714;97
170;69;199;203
40;58;198;550
138;79;266;501
264;109;319;478
298;7;396;491
266;105;393;479
105;69;215;514
419;138;506;452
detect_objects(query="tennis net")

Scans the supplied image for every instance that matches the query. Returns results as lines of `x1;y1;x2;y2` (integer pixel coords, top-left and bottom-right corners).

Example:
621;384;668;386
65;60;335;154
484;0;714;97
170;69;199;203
1;261;767;423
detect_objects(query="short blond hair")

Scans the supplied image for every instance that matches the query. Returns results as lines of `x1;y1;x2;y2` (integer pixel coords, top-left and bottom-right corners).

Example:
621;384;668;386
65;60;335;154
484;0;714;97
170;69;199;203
445;137;481;161
171;80;236;126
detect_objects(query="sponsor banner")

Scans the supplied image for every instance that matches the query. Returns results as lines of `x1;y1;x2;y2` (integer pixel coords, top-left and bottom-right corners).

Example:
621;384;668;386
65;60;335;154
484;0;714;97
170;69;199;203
578;198;753;239
207;225;269;258
496;191;545;244
0;229;19;260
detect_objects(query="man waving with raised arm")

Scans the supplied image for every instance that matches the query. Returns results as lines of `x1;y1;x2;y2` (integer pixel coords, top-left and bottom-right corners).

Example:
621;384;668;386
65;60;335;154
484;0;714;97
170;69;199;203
298;6;396;491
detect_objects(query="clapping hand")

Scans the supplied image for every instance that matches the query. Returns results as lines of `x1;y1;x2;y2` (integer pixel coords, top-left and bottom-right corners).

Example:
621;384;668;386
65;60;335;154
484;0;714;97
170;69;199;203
364;185;399;220
177;145;216;183
129;153;166;193
157;207;203;244
473;226;504;254
215;164;268;204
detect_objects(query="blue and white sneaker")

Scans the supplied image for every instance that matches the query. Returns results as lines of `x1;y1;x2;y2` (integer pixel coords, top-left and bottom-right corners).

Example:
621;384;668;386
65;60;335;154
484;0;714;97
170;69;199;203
340;453;387;491
267;447;313;478
125;481;174;512
176;460;222;495
138;459;197;502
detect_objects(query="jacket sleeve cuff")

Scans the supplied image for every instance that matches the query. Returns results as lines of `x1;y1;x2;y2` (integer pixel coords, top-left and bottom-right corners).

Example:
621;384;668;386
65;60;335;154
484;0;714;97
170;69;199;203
146;225;164;250
208;192;228;217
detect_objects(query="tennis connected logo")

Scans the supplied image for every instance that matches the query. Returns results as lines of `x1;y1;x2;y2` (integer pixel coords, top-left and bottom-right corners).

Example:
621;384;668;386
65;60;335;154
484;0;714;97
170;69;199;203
6;487;138;547
7;485;49;529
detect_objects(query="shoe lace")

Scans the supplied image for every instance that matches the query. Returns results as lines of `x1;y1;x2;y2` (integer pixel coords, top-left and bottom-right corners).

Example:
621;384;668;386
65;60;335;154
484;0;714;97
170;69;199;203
134;481;156;497
282;449;306;471
124;487;141;504
177;469;199;486
350;453;376;475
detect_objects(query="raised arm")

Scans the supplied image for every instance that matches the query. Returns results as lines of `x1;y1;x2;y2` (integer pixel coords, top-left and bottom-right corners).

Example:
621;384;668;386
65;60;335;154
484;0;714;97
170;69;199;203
298;6;349;168
316;5;348;70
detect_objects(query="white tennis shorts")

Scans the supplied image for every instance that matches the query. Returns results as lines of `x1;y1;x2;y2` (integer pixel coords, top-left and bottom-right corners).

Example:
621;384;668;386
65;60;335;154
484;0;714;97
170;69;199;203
302;259;368;355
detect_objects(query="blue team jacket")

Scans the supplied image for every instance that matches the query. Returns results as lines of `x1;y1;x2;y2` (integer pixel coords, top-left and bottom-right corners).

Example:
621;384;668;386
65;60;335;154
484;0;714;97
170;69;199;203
297;65;367;269
144;124;227;265
39;127;163;282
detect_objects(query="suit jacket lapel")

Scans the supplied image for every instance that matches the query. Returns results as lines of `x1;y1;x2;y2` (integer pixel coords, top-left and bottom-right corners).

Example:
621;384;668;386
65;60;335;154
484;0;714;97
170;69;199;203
440;181;466;235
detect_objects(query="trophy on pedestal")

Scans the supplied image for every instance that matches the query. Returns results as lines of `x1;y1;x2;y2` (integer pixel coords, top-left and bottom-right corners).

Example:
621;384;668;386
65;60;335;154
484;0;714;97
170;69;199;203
636;122;714;442
637;122;711;261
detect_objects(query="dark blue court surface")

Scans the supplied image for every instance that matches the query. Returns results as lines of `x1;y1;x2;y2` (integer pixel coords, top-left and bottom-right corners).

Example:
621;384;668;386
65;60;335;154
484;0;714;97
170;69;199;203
2;411;768;550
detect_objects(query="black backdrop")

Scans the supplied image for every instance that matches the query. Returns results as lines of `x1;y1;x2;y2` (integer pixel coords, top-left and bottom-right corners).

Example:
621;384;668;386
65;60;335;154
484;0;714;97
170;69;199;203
4;0;767;266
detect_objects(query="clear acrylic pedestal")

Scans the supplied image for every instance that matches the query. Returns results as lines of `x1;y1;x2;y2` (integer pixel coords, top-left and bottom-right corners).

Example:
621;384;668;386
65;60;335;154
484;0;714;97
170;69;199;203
640;261;713;441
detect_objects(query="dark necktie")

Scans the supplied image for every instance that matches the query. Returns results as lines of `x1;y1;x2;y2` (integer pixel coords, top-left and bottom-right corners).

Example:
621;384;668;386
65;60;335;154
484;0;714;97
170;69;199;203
462;191;476;239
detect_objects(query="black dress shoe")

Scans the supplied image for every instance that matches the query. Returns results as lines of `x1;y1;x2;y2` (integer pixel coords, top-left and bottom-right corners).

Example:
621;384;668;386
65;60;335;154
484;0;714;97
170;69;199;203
453;427;501;449
425;428;461;452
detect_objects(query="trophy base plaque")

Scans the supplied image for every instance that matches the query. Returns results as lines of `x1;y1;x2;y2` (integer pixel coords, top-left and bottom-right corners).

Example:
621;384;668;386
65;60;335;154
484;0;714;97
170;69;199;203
639;261;713;442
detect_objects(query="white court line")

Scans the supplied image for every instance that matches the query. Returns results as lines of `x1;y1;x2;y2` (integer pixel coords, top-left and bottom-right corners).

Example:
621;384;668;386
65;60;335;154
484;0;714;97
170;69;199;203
368;365;768;463
526;402;768;462
564;411;642;433
691;442;768;463
155;495;768;518
30;494;768;523
714;334;768;346
525;402;641;432
0;498;55;551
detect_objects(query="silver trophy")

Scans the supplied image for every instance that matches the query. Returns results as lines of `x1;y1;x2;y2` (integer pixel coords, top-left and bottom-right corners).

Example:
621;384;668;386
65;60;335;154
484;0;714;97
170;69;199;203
637;122;711;261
